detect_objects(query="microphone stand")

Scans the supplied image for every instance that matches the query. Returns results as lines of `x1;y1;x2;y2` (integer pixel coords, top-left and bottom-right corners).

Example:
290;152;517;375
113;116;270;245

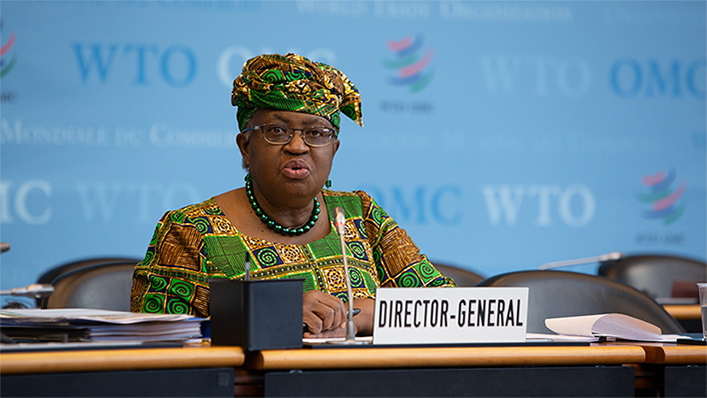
340;229;358;344
244;253;251;281
329;207;366;345
0;283;54;344
0;283;55;299
538;251;624;270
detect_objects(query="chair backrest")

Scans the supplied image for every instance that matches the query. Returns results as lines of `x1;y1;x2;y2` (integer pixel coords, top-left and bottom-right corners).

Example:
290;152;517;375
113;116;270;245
36;257;141;307
476;270;685;334
37;257;142;284
45;261;138;311
432;262;485;287
597;254;707;299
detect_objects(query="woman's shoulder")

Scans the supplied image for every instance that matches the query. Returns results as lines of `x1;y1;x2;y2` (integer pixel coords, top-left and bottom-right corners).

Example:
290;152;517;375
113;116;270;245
322;189;387;221
159;197;221;224
322;189;373;202
321;189;373;210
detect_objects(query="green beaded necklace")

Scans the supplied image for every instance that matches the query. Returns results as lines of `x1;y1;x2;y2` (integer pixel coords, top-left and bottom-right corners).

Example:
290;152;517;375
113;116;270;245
245;174;320;236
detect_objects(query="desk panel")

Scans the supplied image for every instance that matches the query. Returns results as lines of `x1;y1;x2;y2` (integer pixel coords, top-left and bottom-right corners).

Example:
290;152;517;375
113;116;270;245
663;365;707;398
636;343;707;398
262;366;635;397
246;344;644;397
1;368;234;397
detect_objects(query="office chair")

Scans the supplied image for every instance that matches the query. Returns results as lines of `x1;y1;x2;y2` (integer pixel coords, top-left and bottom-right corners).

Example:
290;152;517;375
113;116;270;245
597;254;707;300
44;261;138;311
432;262;485;287
476;270;685;334
35;257;141;307
36;256;142;285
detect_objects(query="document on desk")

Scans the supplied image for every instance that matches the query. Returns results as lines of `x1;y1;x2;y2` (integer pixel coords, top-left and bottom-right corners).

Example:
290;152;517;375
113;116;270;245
526;333;599;343
0;308;204;342
303;336;373;345
0;308;192;323
544;313;679;342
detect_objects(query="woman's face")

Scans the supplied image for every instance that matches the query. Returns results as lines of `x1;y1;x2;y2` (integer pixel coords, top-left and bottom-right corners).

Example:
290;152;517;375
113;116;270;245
237;109;340;206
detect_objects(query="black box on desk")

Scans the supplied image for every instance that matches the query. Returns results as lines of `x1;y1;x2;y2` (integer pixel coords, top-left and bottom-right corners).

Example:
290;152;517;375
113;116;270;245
209;279;303;351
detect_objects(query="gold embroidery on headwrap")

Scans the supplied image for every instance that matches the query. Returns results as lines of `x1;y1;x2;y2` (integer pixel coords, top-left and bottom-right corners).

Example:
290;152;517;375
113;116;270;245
231;53;363;131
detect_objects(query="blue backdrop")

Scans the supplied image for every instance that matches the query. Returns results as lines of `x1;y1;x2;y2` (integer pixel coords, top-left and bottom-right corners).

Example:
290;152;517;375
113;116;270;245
1;1;705;302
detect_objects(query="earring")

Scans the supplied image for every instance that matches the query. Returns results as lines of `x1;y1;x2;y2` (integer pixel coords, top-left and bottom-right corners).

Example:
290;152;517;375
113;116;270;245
325;179;332;189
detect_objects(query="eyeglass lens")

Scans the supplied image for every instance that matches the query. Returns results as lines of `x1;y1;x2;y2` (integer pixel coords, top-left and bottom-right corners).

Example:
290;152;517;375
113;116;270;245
261;124;335;146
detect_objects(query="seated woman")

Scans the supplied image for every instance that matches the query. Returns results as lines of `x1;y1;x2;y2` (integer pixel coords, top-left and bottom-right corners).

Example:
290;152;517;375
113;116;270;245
130;53;455;338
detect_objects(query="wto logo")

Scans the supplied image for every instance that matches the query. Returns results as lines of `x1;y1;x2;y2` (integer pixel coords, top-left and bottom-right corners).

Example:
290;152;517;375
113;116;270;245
0;20;17;78
382;36;434;93
73;43;197;86
610;58;705;99
637;170;686;225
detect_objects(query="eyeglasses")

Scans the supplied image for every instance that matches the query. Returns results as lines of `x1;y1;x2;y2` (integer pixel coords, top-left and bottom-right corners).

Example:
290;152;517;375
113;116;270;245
242;124;338;147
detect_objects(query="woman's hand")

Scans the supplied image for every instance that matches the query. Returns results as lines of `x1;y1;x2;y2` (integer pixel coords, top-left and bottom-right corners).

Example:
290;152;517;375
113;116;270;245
351;297;375;337
302;291;376;339
302;290;347;338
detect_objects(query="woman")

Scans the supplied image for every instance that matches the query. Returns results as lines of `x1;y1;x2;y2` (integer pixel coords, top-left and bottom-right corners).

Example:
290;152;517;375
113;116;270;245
130;53;455;338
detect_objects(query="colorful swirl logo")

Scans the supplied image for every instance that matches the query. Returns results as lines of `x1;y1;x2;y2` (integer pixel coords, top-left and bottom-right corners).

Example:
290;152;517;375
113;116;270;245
0;20;17;78
382;36;434;92
637;170;686;225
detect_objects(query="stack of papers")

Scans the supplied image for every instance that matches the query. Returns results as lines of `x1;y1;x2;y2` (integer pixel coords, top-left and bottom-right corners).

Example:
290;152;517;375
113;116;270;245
535;313;688;342
1;308;205;343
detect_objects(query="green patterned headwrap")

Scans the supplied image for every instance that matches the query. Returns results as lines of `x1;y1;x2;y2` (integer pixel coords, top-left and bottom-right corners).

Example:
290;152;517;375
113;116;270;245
231;53;363;132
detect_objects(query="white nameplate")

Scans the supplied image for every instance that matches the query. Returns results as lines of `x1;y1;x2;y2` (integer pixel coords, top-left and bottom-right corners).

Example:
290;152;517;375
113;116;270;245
373;287;529;345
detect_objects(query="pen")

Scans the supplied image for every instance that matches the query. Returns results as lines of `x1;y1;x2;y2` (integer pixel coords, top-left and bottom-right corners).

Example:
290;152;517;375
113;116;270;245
303;308;360;333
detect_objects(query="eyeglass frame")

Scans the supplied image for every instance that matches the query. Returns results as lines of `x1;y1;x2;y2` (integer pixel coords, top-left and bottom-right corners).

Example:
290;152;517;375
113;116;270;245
240;123;338;147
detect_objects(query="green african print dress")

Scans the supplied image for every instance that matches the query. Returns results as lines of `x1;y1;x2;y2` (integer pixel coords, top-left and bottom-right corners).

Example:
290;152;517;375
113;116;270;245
130;190;455;317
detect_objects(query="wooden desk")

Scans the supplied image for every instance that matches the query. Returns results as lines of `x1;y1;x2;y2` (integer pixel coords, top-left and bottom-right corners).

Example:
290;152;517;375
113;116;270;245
640;342;707;365
1;345;245;374
0;346;245;397
3;343;703;397
248;344;644;369
632;343;707;398
663;304;703;333
243;344;644;397
662;304;701;321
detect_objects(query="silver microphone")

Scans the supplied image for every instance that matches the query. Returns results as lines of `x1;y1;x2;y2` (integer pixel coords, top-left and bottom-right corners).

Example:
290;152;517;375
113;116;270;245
330;206;363;344
244;252;251;281
0;283;54;298
333;207;346;236
538;251;625;270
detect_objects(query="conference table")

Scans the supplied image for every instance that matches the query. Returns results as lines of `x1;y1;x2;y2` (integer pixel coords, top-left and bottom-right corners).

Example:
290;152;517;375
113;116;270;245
638;342;707;397
663;304;701;321
2;341;705;397
663;304;703;333
244;343;644;397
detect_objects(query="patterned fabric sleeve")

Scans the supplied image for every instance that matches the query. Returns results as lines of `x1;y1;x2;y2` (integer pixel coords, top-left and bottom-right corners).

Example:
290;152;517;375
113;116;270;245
355;191;456;288
130;208;212;318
